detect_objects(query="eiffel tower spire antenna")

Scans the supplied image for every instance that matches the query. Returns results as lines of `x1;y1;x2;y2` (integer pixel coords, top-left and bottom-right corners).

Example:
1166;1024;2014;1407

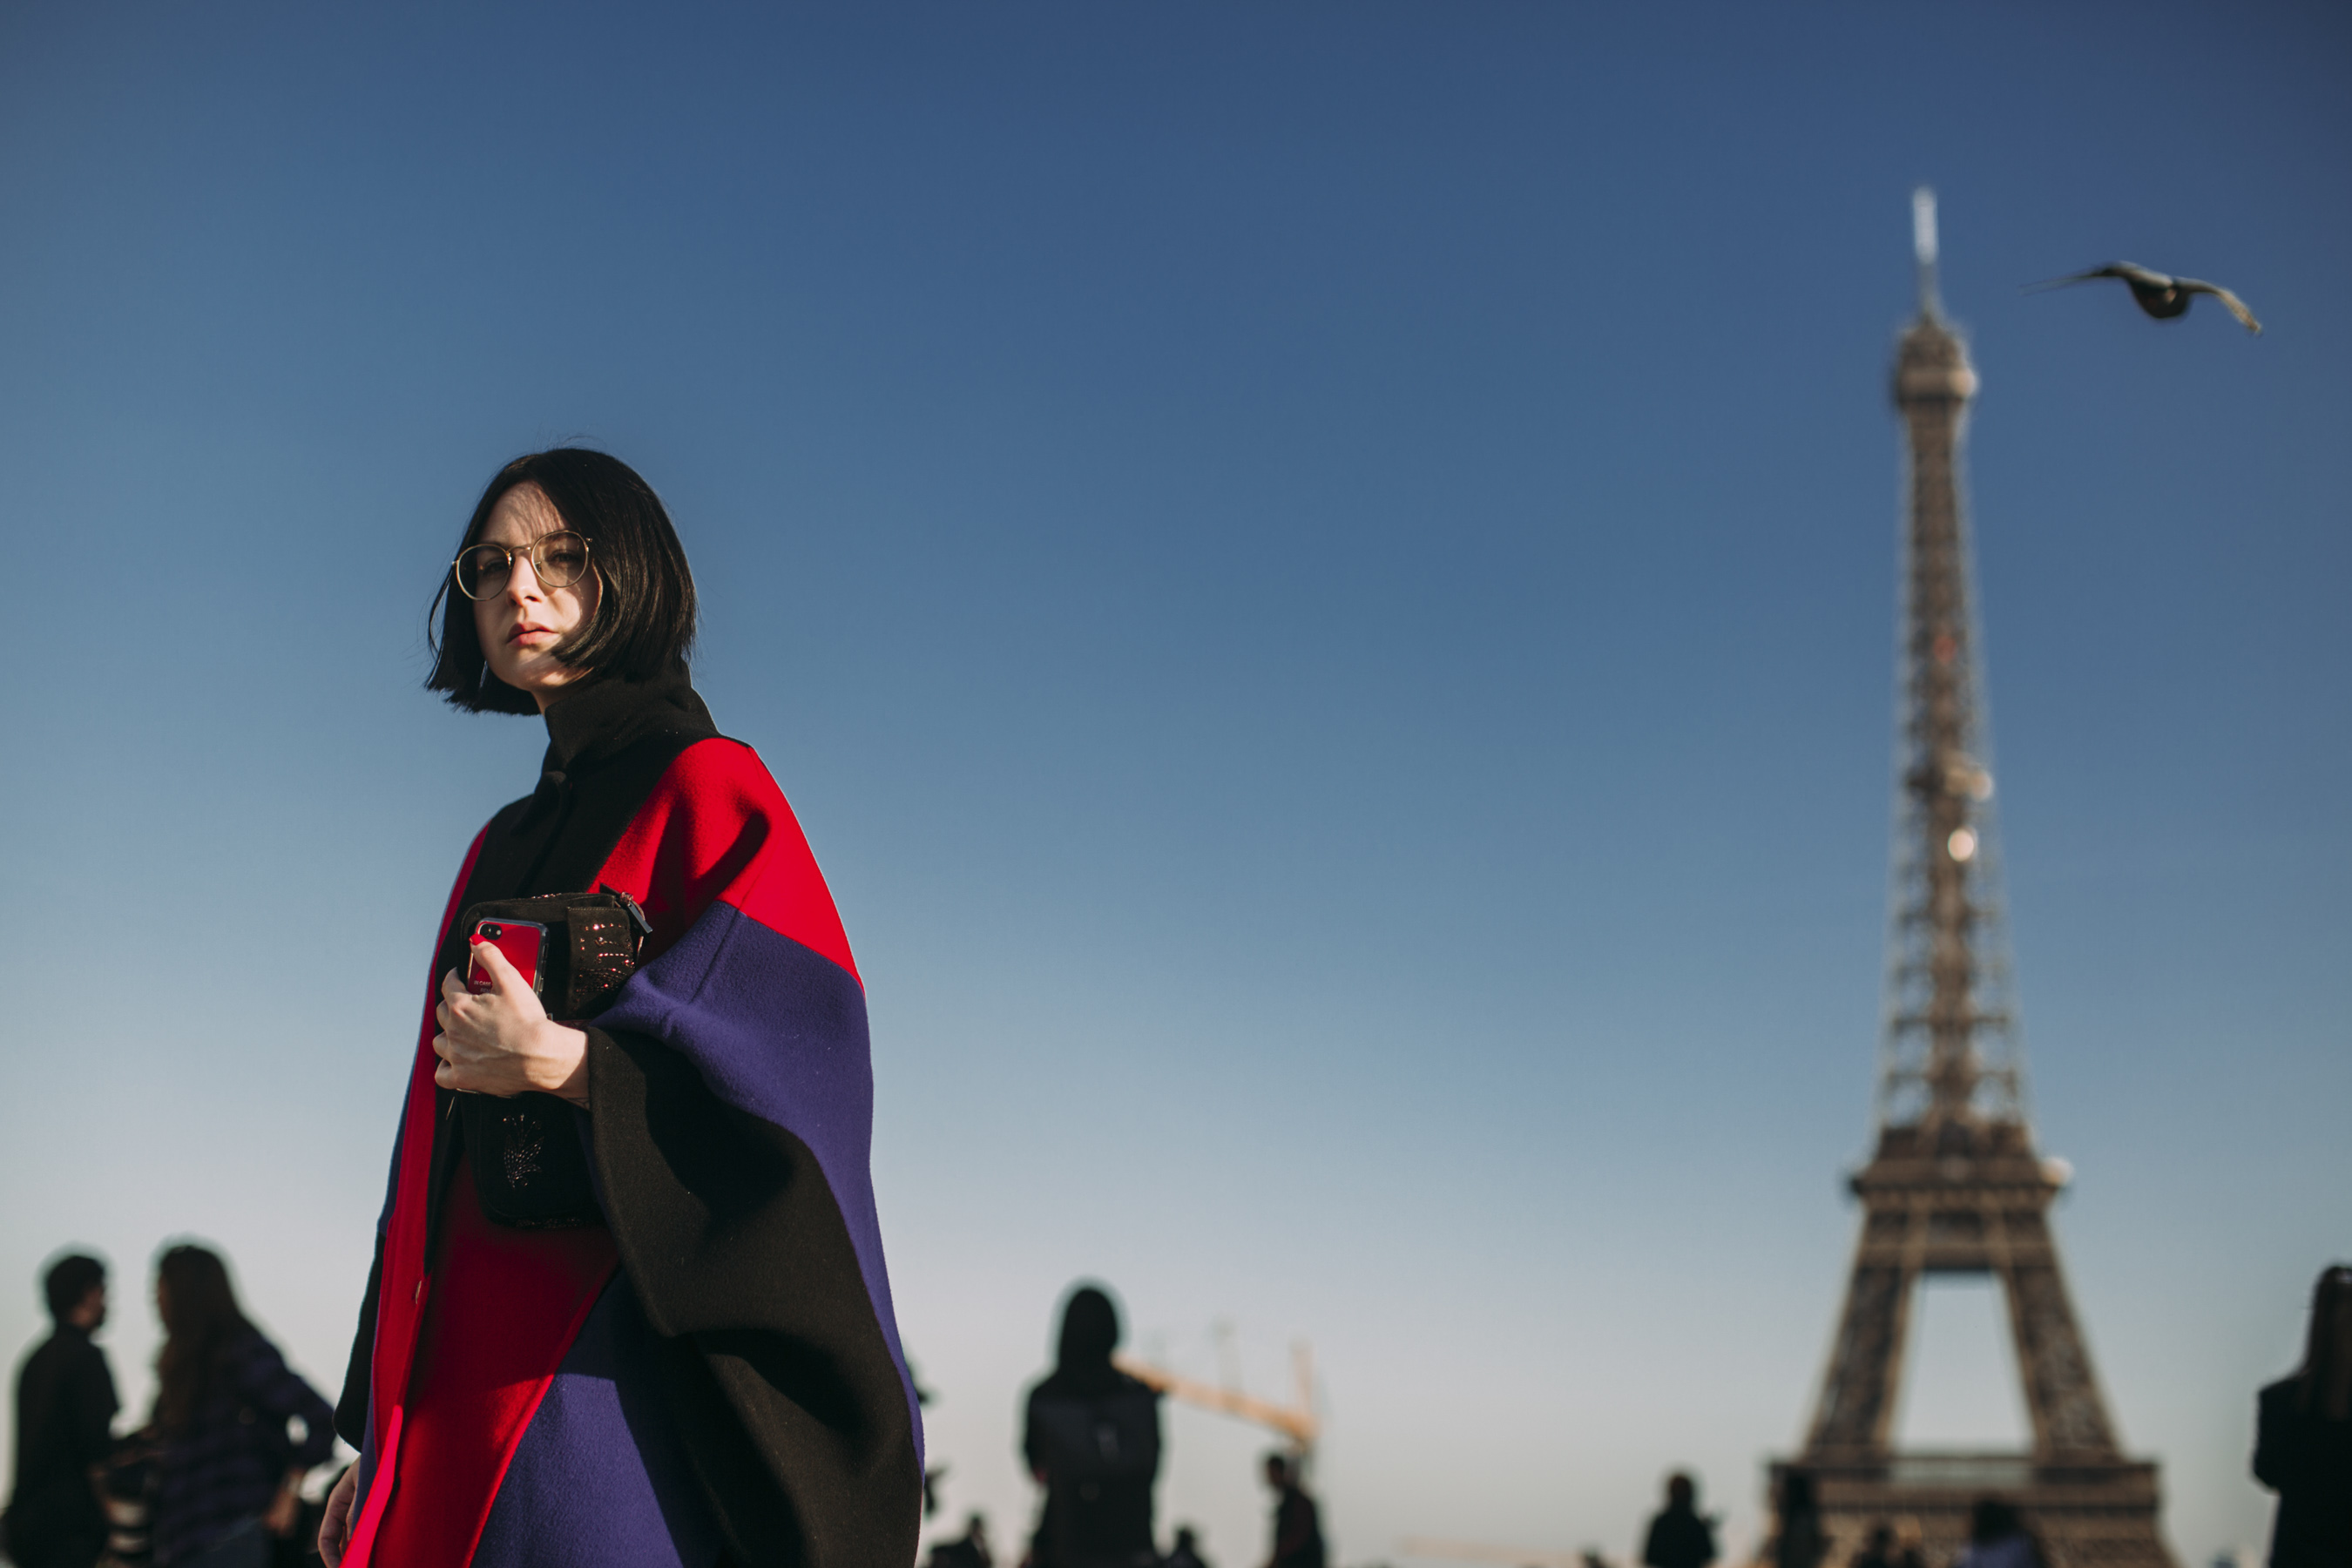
1913;185;1943;319
1767;195;2177;1568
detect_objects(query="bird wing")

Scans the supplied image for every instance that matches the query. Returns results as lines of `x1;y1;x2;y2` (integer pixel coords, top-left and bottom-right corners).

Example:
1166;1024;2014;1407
2176;277;2262;335
2021;261;2169;293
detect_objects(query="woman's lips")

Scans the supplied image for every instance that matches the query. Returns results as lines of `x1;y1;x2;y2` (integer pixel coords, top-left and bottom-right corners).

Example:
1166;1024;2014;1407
509;624;556;644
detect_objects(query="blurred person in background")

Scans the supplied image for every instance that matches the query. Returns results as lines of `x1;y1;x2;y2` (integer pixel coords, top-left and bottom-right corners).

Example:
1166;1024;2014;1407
1166;1524;1212;1568
144;1245;334;1568
1641;1473;1716;1568
929;1511;995;1568
3;1254;118;1568
1953;1501;2038;1568
2254;1264;2352;1568
1847;1521;1923;1568
319;449;922;1568
1770;1473;1825;1568
1259;1454;1322;1568
1023;1286;1162;1568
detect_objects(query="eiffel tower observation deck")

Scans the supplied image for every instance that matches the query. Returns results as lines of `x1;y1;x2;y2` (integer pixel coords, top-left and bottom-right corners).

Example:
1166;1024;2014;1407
1768;193;2177;1568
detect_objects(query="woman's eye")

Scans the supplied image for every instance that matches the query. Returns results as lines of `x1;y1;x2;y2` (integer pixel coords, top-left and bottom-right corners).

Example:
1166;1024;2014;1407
541;543;587;582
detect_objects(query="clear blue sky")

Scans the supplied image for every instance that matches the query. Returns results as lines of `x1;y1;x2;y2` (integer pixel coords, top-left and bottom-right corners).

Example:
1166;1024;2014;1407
2;3;2345;1563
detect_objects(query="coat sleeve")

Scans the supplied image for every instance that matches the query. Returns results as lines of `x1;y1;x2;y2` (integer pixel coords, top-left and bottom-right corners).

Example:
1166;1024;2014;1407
584;739;923;1568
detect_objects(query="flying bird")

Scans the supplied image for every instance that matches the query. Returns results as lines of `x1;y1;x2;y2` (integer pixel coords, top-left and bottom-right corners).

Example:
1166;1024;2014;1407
2027;261;2261;335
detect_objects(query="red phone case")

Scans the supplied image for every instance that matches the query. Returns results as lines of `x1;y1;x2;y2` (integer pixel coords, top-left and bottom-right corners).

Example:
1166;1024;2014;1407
468;918;546;996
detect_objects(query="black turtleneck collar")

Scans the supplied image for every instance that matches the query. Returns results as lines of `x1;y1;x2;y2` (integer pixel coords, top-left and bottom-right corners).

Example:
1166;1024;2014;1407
540;665;718;775
449;663;724;944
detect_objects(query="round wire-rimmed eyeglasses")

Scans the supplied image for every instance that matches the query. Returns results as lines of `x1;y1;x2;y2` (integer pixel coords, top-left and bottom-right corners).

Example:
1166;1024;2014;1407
450;531;594;600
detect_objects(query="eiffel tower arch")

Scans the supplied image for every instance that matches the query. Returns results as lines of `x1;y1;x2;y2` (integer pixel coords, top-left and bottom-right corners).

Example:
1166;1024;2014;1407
1768;193;2176;1568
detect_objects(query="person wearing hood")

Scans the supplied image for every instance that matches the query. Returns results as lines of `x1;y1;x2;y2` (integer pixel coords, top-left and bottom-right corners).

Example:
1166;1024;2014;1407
1021;1286;1162;1568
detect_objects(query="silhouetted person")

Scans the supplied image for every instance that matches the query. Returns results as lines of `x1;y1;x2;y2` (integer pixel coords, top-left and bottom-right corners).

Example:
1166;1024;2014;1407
1024;1285;1163;1568
1167;1524;1213;1568
1642;1473;1717;1568
4;1255;118;1568
1772;1472;1825;1568
931;1511;996;1568
1848;1524;1923;1568
1260;1454;1324;1568
1954;1501;2038;1568
145;1245;334;1568
2254;1264;2352;1568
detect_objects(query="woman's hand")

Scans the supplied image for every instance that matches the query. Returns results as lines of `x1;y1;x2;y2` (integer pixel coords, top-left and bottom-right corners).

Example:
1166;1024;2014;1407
434;939;591;1106
318;1465;358;1566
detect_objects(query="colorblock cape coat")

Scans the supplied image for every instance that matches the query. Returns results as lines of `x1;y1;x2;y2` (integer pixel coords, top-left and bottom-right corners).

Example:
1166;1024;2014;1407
335;672;923;1568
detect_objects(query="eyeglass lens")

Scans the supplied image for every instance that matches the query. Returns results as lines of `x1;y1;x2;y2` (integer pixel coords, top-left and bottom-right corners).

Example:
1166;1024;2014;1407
455;532;590;598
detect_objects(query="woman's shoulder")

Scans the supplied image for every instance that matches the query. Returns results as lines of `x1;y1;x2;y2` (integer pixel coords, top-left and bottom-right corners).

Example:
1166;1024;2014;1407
215;1326;292;1393
605;735;801;868
657;735;789;803
2260;1374;2307;1412
1031;1368;1159;1404
612;737;858;976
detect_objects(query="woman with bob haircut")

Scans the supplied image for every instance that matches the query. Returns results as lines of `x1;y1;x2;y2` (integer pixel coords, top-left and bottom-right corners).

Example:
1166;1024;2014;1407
318;449;923;1568
2254;1264;2352;1568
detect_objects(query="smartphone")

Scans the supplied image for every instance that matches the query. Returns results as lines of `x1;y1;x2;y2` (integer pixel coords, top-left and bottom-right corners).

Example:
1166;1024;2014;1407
468;919;547;996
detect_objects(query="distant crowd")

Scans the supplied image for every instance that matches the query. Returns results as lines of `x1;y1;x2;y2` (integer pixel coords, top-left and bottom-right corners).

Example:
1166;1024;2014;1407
10;1260;2346;1568
1639;1475;2040;1568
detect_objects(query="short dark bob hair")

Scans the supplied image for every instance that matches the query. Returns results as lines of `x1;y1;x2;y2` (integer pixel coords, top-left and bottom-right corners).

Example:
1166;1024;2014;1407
428;447;698;713
44;1253;105;1321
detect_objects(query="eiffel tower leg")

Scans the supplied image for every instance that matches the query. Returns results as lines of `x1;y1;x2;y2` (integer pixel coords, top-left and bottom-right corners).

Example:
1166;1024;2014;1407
1807;1251;1915;1454
1992;1211;2119;1457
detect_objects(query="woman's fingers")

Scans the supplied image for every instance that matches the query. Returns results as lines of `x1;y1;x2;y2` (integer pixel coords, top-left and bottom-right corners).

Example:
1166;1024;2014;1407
319;1467;358;1567
467;935;512;984
470;936;531;1002
469;937;550;1021
431;942;550;1098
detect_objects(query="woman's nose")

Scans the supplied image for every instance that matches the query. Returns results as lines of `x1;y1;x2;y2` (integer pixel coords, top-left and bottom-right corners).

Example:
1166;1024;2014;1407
505;558;545;601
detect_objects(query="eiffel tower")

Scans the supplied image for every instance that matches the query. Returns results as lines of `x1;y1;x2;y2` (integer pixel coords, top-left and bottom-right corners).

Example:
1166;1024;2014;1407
1768;193;2176;1568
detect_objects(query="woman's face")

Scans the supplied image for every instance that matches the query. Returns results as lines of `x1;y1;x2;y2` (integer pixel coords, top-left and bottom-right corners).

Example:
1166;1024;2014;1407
472;483;602;711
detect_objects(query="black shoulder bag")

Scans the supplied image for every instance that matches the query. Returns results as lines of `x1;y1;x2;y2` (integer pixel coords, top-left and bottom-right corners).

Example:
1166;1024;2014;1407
449;886;651;1230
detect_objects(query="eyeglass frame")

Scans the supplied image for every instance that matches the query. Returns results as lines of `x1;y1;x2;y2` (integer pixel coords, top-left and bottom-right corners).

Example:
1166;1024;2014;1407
448;530;597;601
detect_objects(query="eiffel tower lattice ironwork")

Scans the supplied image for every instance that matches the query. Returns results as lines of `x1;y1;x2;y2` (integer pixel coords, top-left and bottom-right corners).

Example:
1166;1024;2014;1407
1769;192;2176;1568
